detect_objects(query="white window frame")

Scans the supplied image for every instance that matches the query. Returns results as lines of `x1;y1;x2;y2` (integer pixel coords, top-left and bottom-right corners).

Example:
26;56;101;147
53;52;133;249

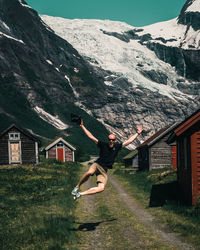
9;133;20;141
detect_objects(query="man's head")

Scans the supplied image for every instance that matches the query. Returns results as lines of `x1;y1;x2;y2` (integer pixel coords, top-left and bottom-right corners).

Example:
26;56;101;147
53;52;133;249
108;134;117;148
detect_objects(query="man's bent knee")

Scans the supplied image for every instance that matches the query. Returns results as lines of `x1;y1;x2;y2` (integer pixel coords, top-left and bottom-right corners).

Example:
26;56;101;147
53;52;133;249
97;182;105;192
87;169;95;175
87;166;96;175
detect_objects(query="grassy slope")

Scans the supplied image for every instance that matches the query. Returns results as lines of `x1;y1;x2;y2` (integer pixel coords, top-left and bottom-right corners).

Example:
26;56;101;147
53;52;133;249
0;85;111;160
0;85;59;140
113;167;200;248
0;85;129;161
0;159;81;250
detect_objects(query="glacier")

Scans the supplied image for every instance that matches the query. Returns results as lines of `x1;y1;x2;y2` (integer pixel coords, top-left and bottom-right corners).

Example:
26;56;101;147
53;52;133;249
41;16;194;101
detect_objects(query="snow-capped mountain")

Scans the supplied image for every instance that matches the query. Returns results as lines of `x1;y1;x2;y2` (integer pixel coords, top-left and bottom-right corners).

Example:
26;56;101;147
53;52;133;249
125;0;200;82
40;0;199;148
0;0;199;153
41;17;192;99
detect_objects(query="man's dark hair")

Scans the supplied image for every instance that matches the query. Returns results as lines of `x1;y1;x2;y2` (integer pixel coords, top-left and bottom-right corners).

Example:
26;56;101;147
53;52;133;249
71;113;82;125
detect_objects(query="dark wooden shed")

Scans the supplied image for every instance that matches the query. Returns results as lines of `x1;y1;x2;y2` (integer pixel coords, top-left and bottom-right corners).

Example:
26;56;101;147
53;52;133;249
138;124;178;171
167;108;200;206
123;150;138;168
0;124;40;165
45;137;76;162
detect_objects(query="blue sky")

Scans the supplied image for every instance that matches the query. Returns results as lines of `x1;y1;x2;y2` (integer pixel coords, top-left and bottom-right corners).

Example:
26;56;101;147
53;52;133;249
26;0;186;27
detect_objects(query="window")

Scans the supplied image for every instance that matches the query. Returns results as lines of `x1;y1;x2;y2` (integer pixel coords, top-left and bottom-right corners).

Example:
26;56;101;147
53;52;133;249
9;133;20;141
57;142;64;147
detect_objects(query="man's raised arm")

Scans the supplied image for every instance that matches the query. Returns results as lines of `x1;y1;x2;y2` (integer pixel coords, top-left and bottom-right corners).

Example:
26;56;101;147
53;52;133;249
122;125;143;148
80;120;98;144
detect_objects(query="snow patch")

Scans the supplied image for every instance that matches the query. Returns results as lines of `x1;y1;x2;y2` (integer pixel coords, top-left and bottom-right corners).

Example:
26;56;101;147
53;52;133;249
135;17;200;49
64;75;70;82
2;22;10;31
186;0;200;12
46;59;53;65
34;106;68;130
64;75;79;98
104;81;113;86
74;67;79;73
26;128;50;141
0;31;24;44
18;0;32;9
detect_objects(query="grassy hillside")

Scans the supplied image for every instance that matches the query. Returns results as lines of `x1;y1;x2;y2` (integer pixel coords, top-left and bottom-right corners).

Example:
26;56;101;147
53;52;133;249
0;159;81;249
0;85;59;140
0;84;111;161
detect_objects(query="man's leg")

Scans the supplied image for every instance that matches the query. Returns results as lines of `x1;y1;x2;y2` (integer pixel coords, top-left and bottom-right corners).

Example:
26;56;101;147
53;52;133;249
79;167;107;196
74;163;97;190
76;168;95;188
73;164;107;200
79;182;105;196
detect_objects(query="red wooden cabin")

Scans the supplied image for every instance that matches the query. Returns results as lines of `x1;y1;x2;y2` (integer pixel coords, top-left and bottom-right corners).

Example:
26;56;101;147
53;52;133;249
45;137;76;162
167;108;200;206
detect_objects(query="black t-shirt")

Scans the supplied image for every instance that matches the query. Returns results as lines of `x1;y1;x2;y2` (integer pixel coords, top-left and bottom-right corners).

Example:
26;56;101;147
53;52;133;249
95;141;122;169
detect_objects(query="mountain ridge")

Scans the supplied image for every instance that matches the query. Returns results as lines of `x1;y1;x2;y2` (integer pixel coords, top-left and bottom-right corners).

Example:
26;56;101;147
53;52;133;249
41;0;199;147
0;0;199;156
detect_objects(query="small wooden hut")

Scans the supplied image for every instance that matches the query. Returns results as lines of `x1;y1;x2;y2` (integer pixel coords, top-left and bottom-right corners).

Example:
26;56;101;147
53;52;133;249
0;124;40;165
138;124;178;171
167;108;200;206
45;137;76;162
123;150;138;168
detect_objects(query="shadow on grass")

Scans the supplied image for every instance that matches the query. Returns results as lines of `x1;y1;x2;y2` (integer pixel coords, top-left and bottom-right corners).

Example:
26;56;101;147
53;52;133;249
74;218;117;231
149;181;182;207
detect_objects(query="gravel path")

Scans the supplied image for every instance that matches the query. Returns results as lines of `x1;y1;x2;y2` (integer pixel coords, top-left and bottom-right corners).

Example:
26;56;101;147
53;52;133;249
109;175;194;250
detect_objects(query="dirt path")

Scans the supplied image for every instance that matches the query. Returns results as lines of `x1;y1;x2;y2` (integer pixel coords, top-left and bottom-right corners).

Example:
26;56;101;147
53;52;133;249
109;175;194;250
73;165;194;250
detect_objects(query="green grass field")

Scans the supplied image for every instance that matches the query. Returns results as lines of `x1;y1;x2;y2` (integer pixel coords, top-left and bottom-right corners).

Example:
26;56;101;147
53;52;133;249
0;159;81;250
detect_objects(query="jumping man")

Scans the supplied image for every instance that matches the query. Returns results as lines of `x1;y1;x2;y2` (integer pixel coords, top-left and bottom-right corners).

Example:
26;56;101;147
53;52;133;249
72;119;143;200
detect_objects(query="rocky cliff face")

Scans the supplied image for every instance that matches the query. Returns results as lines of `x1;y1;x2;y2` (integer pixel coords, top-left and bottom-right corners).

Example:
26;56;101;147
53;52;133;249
0;0;106;105
0;0;199;151
178;0;200;30
0;0;108;144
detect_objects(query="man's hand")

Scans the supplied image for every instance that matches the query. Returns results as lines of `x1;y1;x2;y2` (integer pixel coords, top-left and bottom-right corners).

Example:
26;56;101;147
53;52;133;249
122;125;143;148
136;125;143;135
80;119;83;127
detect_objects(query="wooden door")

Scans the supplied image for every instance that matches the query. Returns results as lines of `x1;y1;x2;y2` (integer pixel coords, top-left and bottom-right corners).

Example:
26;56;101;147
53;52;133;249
10;142;21;163
57;148;64;162
191;131;200;205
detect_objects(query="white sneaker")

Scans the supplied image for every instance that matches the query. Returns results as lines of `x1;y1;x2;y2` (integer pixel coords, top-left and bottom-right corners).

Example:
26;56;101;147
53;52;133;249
71;187;79;196
73;192;81;200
